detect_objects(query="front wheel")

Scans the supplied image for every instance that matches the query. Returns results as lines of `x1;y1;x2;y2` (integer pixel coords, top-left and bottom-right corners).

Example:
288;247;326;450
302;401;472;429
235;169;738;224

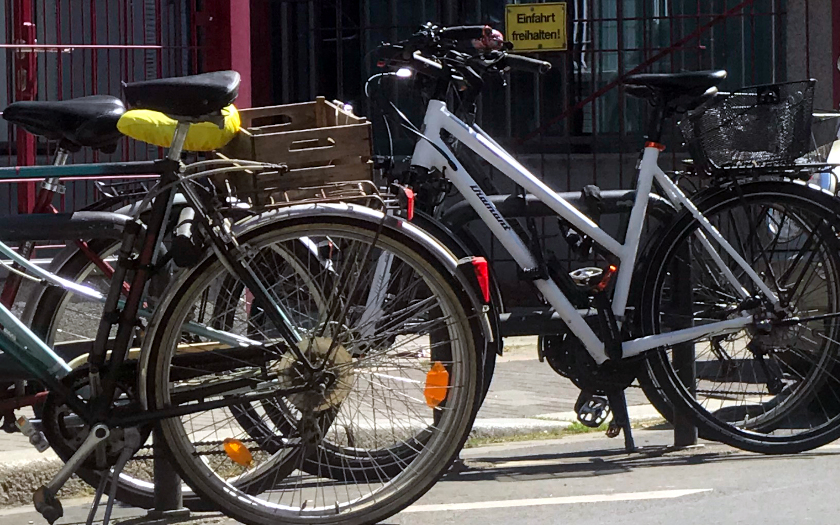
640;181;840;454
146;216;481;524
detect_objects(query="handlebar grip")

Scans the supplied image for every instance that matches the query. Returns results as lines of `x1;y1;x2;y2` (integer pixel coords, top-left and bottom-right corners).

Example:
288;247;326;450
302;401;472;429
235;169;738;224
438;26;487;41
505;54;552;74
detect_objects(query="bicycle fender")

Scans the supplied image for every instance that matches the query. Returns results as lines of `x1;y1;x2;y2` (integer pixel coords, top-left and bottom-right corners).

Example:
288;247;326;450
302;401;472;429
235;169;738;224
19;244;83;328
238;203;494;342
238;203;494;349
233;203;457;266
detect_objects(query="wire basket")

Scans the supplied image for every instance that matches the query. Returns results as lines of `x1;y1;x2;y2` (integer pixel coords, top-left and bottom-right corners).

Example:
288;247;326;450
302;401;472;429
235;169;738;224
678;80;815;173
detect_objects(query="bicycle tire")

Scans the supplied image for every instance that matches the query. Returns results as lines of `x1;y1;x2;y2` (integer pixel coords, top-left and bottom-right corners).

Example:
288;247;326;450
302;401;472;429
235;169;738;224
639;180;840;454
146;215;482;525
222;214;497;483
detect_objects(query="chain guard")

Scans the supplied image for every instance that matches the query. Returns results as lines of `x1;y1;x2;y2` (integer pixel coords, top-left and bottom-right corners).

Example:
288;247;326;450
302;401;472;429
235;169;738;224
538;318;637;394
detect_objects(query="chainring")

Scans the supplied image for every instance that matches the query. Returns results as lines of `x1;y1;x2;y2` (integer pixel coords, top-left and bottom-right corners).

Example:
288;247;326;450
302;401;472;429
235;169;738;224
538;317;637;394
41;366;151;469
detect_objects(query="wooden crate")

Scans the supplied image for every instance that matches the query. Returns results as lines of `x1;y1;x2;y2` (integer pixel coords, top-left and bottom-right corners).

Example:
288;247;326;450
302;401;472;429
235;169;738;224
218;97;372;204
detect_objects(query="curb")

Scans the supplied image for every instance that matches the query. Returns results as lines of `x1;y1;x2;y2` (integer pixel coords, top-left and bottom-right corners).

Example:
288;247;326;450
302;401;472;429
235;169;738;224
469;418;572;441
0;417;574;509
0;452;90;508
0;412;659;510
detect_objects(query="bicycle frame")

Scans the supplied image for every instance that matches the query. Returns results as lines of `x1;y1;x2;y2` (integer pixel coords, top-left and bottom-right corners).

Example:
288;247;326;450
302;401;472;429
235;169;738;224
0;160;161;386
0;128;320;426
410;99;776;364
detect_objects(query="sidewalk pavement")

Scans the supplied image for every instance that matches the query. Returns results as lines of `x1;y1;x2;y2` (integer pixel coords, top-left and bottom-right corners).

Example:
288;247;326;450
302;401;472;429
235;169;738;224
0;337;665;507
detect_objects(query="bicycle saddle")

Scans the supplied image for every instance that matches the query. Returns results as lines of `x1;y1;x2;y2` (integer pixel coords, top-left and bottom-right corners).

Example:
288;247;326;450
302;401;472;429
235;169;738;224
624;70;727;110
122;70;240;119
2;95;126;153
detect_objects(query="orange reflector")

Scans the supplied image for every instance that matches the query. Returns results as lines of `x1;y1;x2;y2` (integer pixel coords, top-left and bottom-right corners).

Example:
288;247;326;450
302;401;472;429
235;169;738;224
471;257;491;303
424;361;449;408
645;141;666;151
223;438;253;467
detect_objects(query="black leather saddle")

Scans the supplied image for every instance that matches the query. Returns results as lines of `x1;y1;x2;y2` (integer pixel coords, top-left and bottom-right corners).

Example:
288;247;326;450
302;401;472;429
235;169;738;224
624;70;728;111
2;95;126;153
122;70;240;119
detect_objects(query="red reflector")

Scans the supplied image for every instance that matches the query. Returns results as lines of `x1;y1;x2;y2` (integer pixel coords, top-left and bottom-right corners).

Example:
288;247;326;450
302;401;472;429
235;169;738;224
404;187;415;221
596;264;618;292
471;257;491;303
645;141;666;151
377;60;386;68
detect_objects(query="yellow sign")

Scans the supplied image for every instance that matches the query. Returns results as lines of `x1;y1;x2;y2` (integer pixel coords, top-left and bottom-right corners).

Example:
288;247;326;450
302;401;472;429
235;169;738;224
505;2;567;52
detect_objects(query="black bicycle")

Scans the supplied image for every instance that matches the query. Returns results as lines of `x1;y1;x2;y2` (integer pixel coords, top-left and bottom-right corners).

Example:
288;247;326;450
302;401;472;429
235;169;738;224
1;70;490;525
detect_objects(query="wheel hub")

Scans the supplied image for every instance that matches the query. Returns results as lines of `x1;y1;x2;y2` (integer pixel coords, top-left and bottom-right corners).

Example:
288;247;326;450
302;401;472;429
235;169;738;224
274;337;355;412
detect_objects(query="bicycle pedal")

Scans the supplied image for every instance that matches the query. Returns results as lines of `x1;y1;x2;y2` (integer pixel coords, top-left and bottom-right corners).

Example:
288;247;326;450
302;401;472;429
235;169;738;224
569;267;603;288
576;396;611;428
606;420;621;438
16;416;49;452
33;485;63;525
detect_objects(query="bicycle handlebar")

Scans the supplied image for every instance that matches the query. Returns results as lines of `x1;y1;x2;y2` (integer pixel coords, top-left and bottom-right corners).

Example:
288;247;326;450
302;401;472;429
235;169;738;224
503;54;552;74
373;23;552;108
437;25;488;42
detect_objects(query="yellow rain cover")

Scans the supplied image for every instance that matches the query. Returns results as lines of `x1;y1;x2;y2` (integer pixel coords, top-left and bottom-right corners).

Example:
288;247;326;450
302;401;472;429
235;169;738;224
117;104;240;151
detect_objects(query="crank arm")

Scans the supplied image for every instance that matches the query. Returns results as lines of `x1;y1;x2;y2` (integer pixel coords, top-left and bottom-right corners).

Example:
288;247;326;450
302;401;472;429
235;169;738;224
46;424;109;494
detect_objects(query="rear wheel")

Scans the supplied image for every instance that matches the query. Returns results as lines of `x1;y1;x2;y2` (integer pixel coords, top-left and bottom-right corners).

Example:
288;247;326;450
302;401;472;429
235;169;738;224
640;181;840;453
147;217;481;524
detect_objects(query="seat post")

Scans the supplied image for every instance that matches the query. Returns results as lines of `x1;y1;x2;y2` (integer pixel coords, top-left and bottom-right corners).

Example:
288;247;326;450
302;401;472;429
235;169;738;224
645;97;667;144
52;148;69;166
167;122;191;160
39;147;70;202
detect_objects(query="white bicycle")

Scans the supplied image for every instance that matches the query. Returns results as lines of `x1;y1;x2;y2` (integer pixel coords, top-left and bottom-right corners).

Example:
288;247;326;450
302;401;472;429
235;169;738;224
374;23;840;454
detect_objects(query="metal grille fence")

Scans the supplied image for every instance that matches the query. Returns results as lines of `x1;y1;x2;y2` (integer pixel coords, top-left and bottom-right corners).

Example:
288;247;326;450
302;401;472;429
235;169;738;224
1;0;837;302
0;0;201;215
257;0;836;304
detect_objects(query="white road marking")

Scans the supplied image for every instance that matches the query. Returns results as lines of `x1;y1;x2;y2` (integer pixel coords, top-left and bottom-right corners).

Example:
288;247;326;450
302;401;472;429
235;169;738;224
402;488;712;513
489;457;586;469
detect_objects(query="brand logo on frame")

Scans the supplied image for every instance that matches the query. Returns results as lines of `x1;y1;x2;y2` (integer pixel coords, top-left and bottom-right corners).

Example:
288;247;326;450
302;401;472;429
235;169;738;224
470;185;512;230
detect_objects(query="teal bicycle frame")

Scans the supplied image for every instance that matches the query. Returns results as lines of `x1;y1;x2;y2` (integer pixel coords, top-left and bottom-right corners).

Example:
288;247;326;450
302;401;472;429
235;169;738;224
0;161;158;413
0;161;265;387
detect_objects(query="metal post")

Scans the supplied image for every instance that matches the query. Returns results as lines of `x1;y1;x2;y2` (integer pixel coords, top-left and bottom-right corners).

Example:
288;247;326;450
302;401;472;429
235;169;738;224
833;0;840;109
672;244;698;447
12;0;37;213
144;429;190;523
202;0;251;107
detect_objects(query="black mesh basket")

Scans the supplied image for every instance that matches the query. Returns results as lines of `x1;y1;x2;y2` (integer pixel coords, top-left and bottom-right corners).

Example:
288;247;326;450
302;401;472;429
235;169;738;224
678;80;815;173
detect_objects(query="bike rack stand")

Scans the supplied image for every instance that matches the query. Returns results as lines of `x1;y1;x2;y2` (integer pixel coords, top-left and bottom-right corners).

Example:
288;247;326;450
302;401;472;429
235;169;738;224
671;245;698;448
144;429;190;524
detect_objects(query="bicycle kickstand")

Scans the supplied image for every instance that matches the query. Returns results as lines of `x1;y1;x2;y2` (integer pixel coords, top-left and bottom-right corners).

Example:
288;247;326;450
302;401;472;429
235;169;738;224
33;424;110;525
606;390;636;453
86;427;142;525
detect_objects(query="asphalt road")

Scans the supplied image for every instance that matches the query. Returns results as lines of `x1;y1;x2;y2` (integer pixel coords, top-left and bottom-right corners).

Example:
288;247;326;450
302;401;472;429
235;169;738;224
3;428;840;525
